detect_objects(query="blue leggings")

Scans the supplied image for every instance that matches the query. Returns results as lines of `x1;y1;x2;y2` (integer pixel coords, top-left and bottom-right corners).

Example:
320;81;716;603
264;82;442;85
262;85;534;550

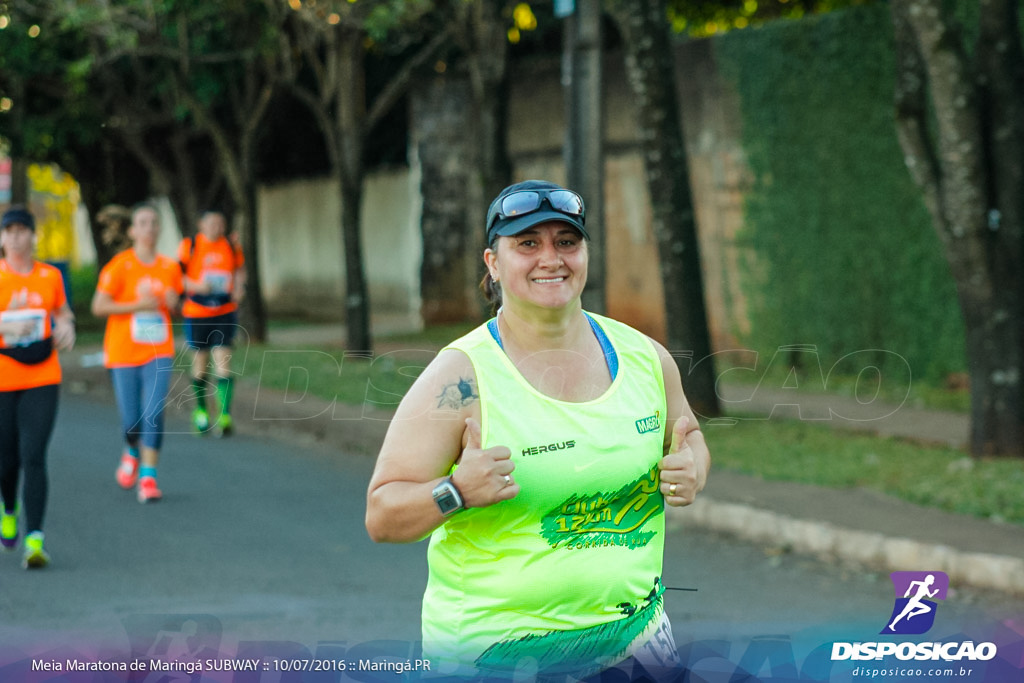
110;357;173;451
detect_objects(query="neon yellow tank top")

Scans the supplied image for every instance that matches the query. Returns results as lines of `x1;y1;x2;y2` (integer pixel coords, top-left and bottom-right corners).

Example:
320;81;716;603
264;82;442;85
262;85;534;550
422;312;669;677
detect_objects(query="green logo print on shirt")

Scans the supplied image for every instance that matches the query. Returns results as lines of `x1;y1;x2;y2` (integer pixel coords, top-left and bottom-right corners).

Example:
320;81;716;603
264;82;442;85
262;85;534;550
541;465;663;550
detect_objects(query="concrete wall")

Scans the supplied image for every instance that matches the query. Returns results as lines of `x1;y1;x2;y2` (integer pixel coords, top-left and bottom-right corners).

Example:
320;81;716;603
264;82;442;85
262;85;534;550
675;39;753;349
506;41;753;349
252;38;753;349
256;168;422;331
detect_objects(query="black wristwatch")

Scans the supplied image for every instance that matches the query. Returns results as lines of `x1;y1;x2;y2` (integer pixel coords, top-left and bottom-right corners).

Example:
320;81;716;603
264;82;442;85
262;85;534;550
432;477;465;517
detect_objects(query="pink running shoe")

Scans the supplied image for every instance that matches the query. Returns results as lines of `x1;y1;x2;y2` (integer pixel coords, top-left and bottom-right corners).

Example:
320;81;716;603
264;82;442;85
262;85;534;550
116;454;139;489
137;476;163;504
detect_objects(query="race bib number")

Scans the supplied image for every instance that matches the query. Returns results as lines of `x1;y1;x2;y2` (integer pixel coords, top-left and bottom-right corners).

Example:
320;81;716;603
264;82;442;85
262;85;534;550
203;269;232;295
1;308;46;347
629;606;680;669
131;312;169;345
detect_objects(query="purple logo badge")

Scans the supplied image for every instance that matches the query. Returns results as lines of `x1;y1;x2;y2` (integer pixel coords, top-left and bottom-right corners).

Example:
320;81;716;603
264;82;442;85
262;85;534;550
880;571;949;635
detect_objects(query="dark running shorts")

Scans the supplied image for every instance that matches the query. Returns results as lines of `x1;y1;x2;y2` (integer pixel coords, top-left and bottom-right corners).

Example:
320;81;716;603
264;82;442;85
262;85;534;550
184;312;239;350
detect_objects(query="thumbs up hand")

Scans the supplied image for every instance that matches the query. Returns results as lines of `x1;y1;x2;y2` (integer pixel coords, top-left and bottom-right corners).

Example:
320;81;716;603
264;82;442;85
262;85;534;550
451;418;519;509
659;417;705;507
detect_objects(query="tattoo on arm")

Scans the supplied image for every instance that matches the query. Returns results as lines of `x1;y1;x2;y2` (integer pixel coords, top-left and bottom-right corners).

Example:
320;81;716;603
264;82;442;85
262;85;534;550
436;377;478;409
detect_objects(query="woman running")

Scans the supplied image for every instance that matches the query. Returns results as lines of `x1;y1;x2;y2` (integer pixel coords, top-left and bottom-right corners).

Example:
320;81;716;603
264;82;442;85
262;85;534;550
91;203;183;503
0;206;76;569
366;180;710;679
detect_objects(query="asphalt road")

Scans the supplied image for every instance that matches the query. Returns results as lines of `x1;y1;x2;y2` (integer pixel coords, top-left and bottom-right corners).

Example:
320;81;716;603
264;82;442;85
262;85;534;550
1;388;1021;681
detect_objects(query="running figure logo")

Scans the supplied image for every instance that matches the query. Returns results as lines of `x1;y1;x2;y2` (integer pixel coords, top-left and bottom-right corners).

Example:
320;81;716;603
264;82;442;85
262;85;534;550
881;571;949;635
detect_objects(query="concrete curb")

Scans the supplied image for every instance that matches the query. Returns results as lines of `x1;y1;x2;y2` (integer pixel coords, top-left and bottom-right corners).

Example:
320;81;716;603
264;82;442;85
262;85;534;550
668;499;1024;596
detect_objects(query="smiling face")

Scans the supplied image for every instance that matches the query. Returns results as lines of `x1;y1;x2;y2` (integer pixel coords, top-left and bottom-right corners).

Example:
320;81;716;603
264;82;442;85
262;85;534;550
484;221;588;312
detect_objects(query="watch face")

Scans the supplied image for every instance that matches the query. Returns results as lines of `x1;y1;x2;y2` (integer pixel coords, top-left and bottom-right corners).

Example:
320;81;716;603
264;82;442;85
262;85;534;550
434;481;463;516
436;491;461;515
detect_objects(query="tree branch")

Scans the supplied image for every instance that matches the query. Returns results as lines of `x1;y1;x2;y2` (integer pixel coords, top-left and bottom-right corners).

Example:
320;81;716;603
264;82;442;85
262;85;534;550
289;84;342;169
366;24;454;130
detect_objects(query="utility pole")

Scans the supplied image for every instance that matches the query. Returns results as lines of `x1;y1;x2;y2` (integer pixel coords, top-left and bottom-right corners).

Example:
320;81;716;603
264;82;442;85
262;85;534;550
8;79;29;205
560;0;605;314
9;158;28;205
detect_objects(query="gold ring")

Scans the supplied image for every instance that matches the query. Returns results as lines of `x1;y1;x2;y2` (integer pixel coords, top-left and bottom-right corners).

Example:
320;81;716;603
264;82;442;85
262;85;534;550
504;474;512;487
669;483;677;496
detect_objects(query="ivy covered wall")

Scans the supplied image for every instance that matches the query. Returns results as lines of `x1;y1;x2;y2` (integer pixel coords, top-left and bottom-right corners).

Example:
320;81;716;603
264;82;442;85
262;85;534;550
713;4;966;382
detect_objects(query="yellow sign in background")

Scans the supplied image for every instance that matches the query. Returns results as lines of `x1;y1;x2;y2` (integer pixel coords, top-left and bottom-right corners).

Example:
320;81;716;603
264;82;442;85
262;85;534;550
27;163;81;264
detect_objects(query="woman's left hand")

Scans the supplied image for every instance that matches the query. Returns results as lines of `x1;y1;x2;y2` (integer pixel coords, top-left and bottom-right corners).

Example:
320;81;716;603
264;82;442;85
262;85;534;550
52;315;76;352
164;288;180;311
659;417;705;507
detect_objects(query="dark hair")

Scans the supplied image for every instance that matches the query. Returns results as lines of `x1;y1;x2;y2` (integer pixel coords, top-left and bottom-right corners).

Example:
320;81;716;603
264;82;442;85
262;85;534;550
199;209;228;222
479;271;502;314
478;235;502;314
131;202;160;219
96;204;133;253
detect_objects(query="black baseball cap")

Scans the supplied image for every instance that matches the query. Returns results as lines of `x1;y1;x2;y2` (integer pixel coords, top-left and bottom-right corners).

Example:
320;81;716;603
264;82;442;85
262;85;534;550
1;206;35;231
485;180;588;245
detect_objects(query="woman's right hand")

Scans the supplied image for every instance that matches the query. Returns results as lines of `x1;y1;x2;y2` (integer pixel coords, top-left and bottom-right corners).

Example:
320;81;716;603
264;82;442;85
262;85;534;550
0;319;36;338
134;294;161;312
134;282;161;311
187;277;211;295
452;418;520;508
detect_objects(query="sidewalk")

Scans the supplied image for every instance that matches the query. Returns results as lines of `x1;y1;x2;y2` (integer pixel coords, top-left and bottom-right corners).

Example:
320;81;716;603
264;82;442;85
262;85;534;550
672;383;1024;595
61;330;1024;597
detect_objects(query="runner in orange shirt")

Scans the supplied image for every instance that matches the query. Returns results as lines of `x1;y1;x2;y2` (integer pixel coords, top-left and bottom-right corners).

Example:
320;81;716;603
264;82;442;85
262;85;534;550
91;204;183;503
0;206;76;569
178;211;245;437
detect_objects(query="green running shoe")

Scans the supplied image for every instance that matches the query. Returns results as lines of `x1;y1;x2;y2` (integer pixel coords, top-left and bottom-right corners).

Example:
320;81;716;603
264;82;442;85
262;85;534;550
1;506;18;551
214;413;234;438
192;408;210;434
23;531;49;570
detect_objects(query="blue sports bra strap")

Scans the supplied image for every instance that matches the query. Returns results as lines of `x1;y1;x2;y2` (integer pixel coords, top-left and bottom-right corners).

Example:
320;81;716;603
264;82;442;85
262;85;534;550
485;312;618;381
584;312;619;381
486;317;503;349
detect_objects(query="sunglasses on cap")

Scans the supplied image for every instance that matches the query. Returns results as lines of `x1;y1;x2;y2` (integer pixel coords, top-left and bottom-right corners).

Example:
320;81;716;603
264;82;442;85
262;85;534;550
486;189;586;231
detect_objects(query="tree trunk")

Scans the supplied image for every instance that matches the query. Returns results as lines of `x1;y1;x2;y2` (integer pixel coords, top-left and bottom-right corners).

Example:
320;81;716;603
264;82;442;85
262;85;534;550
8;78;28;205
410;1;510;326
174;59;275;343
564;0;606;314
890;0;1024;457
607;0;720;418
412;74;478;325
210;155;268;343
236;176;267;345
465;0;511;319
9;158;29;205
962;299;1024;455
339;175;371;352
166;129;210;238
337;27;372;353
